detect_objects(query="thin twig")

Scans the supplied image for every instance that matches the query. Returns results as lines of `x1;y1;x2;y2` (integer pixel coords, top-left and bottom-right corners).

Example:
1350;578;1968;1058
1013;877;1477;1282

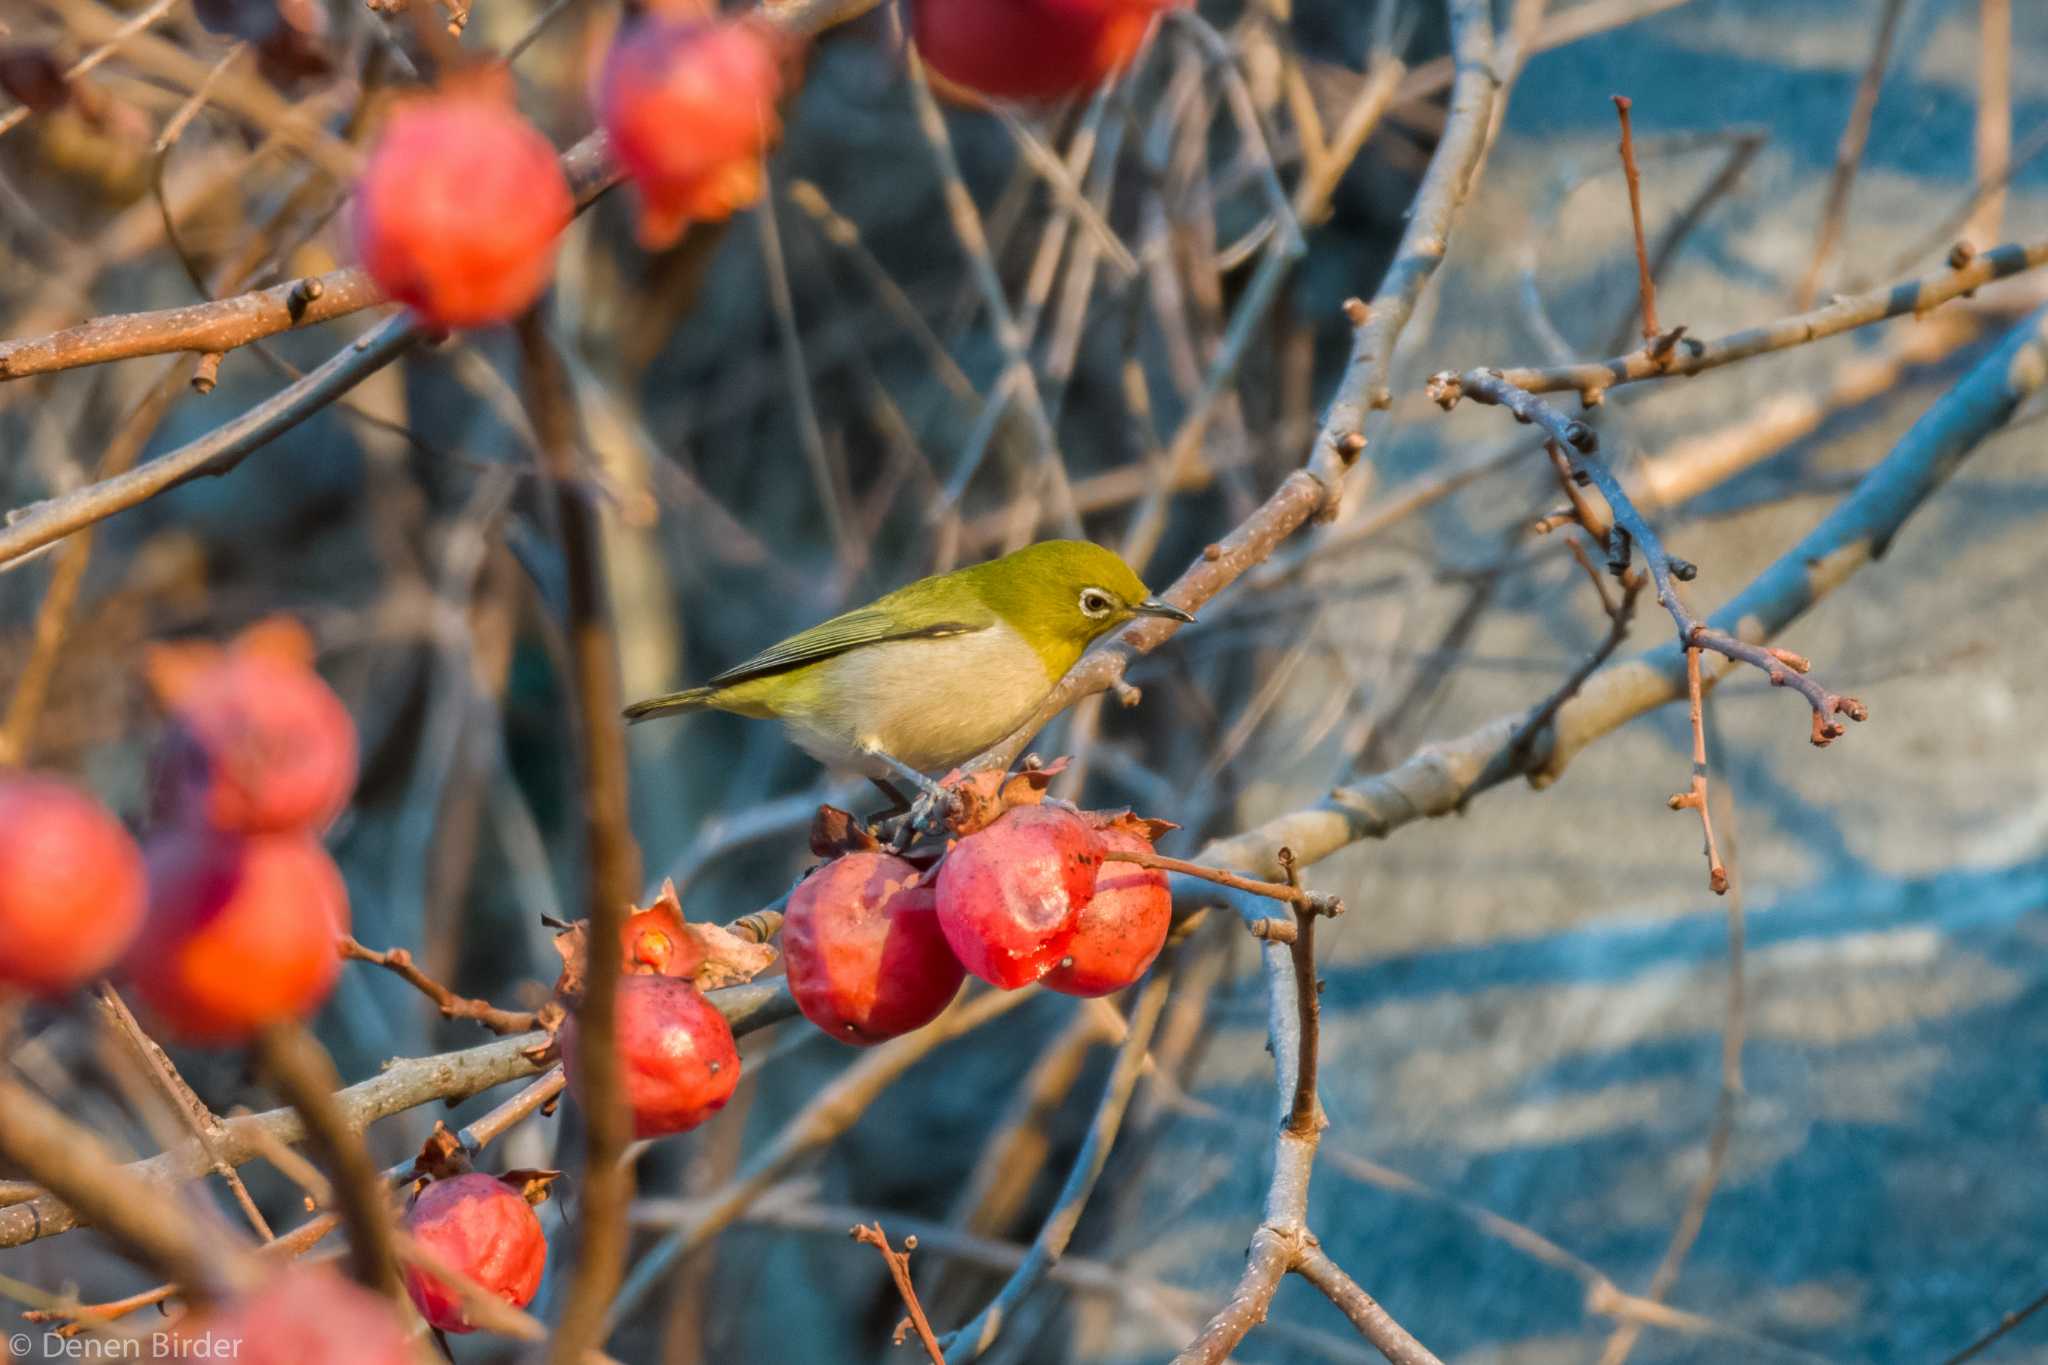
1610;94;1660;342
1202;304;2048;882
1664;647;1729;894
1105;847;1341;920
850;1223;946;1364
339;937;542;1035
1428;369;1867;748
1468;234;2048;405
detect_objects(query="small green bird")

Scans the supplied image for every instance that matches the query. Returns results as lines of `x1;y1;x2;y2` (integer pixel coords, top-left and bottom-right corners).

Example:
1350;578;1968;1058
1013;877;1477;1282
623;540;1192;802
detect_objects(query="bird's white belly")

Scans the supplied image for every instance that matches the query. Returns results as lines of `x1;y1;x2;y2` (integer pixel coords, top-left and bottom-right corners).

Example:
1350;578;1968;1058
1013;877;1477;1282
781;624;1056;775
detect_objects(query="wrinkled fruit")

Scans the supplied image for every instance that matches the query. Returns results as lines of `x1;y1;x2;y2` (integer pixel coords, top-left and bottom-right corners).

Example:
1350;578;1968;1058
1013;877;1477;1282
0;776;146;997
784;851;964;1044
934;802;1102;989
183;1265;424;1365
127;827;349;1044
562;974;740;1138
597;16;784;248
914;0;1174;102
155;649;358;835
1043;822;1169;996
402;1171;548;1333
353;79;572;328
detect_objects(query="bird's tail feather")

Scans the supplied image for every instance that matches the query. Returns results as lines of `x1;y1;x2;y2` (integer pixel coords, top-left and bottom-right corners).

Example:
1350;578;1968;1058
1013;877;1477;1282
622;687;717;723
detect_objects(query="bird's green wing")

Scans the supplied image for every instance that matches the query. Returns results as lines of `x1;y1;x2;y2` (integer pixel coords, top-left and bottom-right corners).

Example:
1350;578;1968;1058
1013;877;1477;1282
704;596;994;689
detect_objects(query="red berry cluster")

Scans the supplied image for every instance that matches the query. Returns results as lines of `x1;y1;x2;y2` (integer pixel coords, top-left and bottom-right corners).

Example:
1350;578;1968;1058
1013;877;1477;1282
350;13;793;329
784;773;1173;1045
0;616;357;1043
129;617;359;1043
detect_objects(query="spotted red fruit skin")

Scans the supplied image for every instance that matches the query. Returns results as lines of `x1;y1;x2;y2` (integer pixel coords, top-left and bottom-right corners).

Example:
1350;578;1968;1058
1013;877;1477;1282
1043;824;1169;997
784;852;965;1044
562;973;740;1138
401;1172;548;1333
913;0;1172;102
0;776;146;997
185;1265;423;1365
597;16;784;248
352;85;572;328
127;827;349;1044
155;651;358;835
935;803;1102;989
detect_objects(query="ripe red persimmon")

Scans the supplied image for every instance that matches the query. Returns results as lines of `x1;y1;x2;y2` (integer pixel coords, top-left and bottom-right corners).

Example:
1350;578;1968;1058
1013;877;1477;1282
562;974;740;1138
1043;820;1169;996
934;803;1102;989
352;76;572;328
402;1171;548;1333
154;649;358;835
184;1266;424;1365
913;0;1176;103
596;16;785;249
127;827;349;1044
784;851;964;1044
0;776;146;997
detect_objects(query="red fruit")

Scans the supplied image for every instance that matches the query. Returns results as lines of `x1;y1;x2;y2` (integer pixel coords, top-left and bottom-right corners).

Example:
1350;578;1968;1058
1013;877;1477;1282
597;17;785;249
914;0;1176;103
1043;822;1169;996
784;851;964;1045
402;1172;548;1333
0;776;146;997
184;1265;423;1365
562;974;739;1138
352;77;572;328
127;827;349;1044
155;650;358;835
934;803;1102;989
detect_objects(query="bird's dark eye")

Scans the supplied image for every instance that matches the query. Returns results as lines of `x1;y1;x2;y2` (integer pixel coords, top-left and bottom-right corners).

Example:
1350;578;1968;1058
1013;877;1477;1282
1079;589;1113;618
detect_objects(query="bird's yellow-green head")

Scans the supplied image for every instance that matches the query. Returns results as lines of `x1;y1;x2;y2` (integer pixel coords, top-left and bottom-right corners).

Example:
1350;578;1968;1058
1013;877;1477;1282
959;540;1194;675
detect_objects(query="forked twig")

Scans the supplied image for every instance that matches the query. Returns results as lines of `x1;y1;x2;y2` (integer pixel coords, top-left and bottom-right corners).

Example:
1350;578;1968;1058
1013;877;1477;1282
850;1223;945;1363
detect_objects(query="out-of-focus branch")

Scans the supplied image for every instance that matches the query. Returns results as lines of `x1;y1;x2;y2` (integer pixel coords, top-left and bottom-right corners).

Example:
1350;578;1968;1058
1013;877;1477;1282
1792;0;1906;309
0;1075;250;1300
0;312;420;571
0;983;794;1252
1470;236;2048;405
254;1023;401;1298
516;313;641;1365
0;272;381;381
1200;303;2048;884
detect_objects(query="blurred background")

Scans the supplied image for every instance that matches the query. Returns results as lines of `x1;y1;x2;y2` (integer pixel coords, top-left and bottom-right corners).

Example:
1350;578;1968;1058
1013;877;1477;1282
3;0;2046;1359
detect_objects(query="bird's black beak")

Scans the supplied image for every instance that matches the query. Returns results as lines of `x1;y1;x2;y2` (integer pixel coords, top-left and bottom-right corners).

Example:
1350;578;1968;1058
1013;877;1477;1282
1134;597;1196;623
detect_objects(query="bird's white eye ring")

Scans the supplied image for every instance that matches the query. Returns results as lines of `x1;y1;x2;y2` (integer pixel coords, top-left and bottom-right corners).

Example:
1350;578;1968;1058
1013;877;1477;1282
1079;588;1113;618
